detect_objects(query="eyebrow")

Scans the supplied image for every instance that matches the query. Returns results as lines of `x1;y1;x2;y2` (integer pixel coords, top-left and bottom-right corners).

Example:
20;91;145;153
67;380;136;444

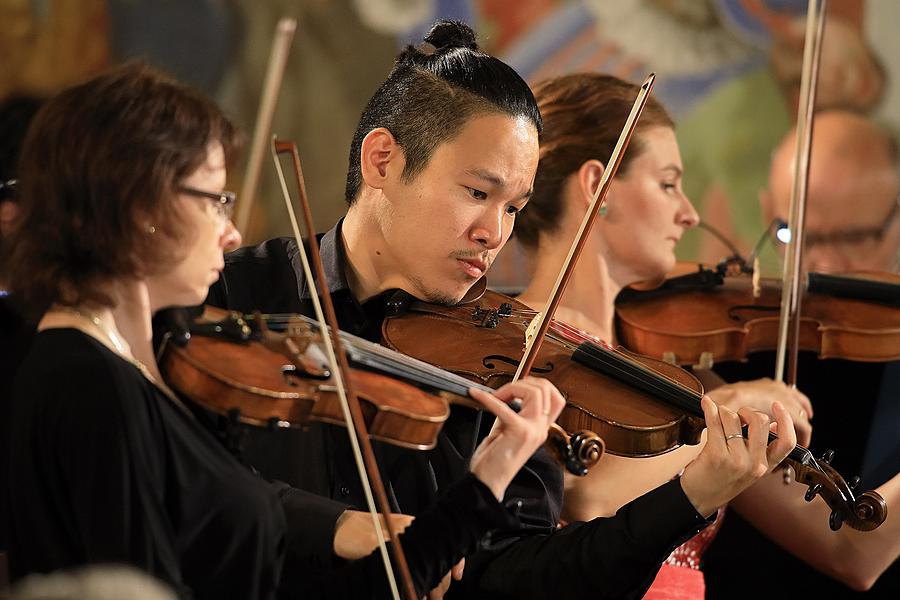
464;168;533;199
661;165;683;177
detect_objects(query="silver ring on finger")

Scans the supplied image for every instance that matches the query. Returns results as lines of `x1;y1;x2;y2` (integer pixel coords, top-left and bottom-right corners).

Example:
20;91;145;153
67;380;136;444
725;433;744;442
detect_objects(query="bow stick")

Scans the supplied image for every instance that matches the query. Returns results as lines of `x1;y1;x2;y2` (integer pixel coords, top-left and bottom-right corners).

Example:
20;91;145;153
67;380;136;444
513;73;656;381
271;137;417;600
234;17;297;235
774;0;828;385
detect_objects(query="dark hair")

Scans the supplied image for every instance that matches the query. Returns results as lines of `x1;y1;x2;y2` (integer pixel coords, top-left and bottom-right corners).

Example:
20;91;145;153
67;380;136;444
344;20;542;204
4;62;240;308
515;73;674;249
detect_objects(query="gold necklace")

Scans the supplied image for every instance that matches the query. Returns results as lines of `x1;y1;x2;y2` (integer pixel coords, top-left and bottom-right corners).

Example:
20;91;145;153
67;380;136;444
53;306;192;416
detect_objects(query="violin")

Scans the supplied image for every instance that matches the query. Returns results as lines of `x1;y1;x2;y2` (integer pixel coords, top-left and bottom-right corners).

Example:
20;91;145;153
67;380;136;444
382;286;888;531
160;305;450;449
158;305;605;474
616;262;900;368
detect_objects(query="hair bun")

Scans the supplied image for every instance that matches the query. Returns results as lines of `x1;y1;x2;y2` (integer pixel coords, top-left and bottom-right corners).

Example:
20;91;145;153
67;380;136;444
424;20;478;51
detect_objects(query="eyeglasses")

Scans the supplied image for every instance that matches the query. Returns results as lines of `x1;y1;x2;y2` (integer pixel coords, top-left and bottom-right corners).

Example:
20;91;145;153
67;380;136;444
803;194;900;251
179;186;236;221
776;197;900;254
0;179;18;201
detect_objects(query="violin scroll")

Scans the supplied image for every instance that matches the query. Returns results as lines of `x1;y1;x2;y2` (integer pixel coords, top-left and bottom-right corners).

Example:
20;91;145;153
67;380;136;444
546;424;605;477
791;451;887;532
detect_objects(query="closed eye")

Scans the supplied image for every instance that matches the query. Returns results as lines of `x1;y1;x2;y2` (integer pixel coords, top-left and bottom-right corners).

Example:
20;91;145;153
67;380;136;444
466;186;488;200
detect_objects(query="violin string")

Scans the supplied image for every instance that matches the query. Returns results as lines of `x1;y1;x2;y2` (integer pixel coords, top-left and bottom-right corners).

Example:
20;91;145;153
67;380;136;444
252;314;817;466
248;313;496;396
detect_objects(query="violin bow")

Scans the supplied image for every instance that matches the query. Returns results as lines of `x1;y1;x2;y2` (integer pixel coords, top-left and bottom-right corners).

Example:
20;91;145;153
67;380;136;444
774;0;827;385
271;137;417;600
513;73;656;381
234;17;297;235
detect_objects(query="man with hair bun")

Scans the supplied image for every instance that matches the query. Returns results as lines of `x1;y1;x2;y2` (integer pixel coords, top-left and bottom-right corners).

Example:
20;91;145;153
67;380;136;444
211;20;795;598
5;61;559;600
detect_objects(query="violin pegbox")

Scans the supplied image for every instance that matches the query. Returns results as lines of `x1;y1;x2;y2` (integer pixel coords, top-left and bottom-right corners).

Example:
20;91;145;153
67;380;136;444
792;449;888;532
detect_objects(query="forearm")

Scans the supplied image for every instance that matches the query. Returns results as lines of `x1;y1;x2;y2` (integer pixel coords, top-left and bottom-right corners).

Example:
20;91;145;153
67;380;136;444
464;479;711;599
734;470;900;591
304;474;516;599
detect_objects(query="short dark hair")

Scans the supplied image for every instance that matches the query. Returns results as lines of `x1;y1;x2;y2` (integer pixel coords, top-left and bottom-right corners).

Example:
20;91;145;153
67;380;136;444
4;62;240;308
515;73;674;249
344;20;542;204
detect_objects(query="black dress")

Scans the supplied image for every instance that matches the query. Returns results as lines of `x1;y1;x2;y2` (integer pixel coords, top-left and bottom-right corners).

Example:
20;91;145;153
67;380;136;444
0;293;36;553
9;328;516;599
9;329;286;598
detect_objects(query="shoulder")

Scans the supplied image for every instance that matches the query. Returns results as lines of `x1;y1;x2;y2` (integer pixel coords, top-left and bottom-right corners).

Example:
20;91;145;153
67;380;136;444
209;237;302;313
224;237;297;267
15;329;145;416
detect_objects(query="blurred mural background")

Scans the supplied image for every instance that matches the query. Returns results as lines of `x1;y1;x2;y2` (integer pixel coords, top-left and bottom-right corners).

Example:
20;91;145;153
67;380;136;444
2;0;898;286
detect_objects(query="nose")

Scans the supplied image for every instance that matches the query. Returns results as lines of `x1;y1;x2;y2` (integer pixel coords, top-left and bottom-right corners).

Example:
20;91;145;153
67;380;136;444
468;205;505;250
221;219;242;252
677;193;700;229
804;246;849;274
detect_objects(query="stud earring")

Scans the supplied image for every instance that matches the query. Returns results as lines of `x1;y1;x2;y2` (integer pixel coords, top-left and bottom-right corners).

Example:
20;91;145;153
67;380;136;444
598;204;608;217
147;225;157;234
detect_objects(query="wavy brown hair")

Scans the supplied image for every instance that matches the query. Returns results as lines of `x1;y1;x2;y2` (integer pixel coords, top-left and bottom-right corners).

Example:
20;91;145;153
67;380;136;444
3;62;239;309
515;73;674;249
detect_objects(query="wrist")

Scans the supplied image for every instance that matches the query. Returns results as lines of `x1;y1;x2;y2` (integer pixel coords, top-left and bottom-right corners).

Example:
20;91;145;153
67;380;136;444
470;464;508;502
678;471;719;519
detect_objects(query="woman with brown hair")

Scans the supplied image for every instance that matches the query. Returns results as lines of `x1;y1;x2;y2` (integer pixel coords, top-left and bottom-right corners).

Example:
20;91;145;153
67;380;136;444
515;72;900;596
3;61;560;599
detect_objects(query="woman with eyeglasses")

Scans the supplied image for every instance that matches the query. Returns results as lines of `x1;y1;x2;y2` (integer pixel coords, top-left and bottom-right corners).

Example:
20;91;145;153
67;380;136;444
3;62;559;599
514;72;900;597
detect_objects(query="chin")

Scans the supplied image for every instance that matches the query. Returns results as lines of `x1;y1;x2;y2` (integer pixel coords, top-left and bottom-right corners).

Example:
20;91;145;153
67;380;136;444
655;252;677;276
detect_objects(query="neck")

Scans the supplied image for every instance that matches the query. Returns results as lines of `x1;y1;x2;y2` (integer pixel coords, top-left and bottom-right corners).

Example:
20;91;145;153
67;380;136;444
42;281;161;379
341;203;405;303
517;235;625;343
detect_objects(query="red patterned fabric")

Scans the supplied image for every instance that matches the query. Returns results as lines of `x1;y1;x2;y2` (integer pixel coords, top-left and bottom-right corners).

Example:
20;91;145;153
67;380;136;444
642;508;725;599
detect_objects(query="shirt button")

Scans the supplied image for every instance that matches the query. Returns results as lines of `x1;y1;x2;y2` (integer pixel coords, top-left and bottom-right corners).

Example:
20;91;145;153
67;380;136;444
340;486;351;497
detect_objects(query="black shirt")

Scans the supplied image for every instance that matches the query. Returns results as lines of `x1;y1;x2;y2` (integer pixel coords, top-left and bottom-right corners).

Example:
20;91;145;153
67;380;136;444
10;329;286;599
0;293;36;553
705;353;900;599
207;222;713;599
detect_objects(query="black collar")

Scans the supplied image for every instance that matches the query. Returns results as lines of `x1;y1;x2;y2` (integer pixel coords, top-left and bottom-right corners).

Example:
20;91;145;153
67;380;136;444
293;219;351;300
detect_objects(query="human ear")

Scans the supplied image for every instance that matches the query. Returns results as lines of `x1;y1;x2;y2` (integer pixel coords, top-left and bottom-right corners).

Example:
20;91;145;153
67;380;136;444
575;159;607;210
359;128;401;191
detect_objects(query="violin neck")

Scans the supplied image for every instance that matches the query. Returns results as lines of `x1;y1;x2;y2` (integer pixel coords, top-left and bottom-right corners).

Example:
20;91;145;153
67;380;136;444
806;272;900;306
571;341;704;417
572;339;814;465
263;313;493;400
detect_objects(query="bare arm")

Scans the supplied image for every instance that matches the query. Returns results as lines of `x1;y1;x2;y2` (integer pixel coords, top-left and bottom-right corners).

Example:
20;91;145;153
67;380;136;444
562;444;702;521
732;470;900;591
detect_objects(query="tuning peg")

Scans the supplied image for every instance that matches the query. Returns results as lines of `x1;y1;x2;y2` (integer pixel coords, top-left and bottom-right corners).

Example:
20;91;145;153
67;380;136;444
849;476;861;491
805;483;822;502
829;509;845;531
820;449;835;464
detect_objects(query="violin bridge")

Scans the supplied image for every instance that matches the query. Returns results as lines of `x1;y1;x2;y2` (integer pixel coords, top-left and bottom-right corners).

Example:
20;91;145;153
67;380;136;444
752;258;762;299
524;312;543;350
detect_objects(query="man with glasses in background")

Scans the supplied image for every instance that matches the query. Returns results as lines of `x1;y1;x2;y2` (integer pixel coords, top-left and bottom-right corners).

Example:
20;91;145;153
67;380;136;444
762;110;900;274
706;110;900;598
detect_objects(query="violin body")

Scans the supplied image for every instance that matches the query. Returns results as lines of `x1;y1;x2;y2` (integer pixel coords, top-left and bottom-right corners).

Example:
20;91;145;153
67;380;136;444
382;289;706;458
616;265;900;366
160;307;450;450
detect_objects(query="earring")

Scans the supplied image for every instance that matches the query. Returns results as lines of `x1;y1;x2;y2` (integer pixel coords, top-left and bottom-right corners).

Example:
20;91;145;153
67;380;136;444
598;204;608;217
147;225;157;234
